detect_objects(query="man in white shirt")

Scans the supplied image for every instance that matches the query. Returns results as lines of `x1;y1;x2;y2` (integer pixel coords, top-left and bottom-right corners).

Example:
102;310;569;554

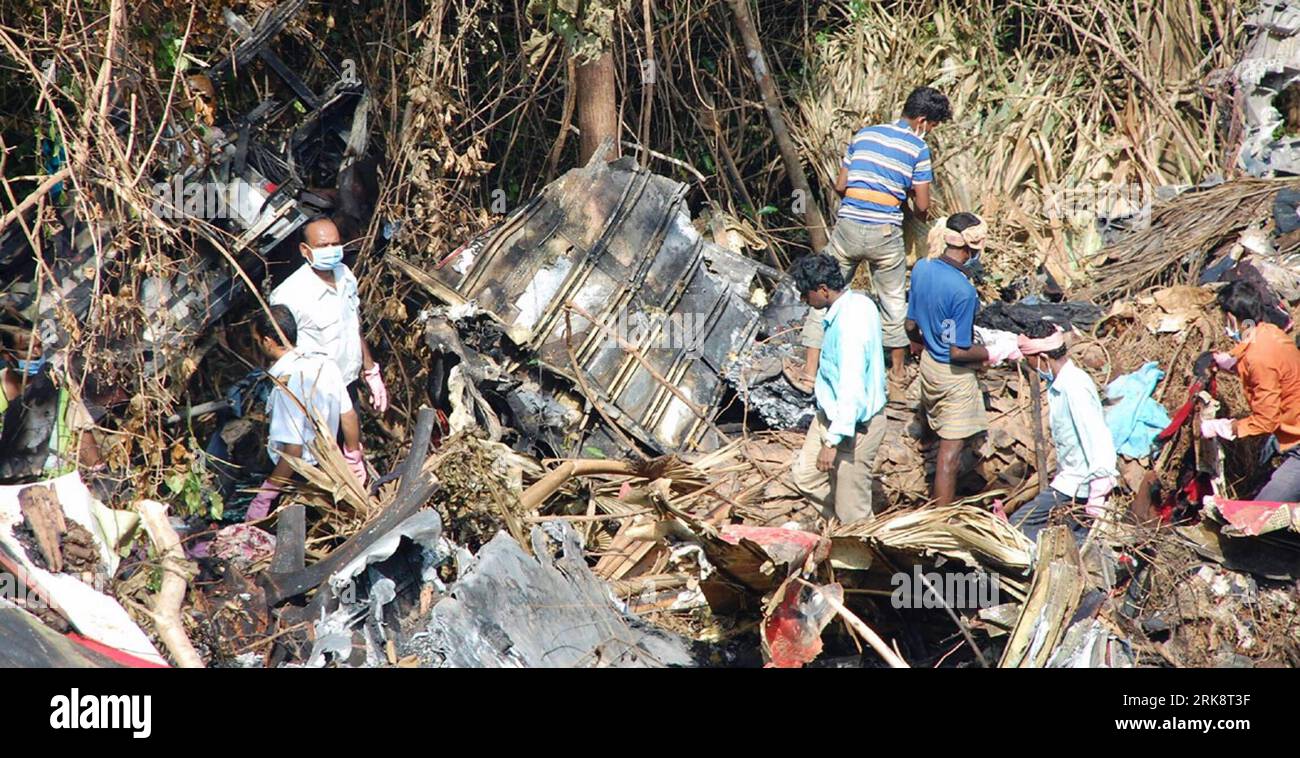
788;255;889;524
246;305;367;522
1013;321;1118;544
269;217;389;413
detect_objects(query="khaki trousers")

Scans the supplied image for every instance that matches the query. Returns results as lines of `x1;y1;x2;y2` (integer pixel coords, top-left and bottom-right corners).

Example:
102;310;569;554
793;408;887;524
800;220;908;350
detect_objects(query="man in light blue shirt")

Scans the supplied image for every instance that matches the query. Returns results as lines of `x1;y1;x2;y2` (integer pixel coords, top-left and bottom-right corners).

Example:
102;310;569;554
789;255;889;524
1014;321;1118;544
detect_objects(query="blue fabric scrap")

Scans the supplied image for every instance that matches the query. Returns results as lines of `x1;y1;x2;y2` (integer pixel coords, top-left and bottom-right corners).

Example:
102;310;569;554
1103;361;1172;459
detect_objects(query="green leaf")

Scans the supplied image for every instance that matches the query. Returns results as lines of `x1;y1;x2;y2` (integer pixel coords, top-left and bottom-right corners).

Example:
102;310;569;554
757;205;779;216
156;22;182;75
582;445;606;458
165;473;186;494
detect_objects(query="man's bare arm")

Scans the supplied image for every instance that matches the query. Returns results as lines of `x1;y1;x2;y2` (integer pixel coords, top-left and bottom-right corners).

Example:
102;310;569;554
948;344;990;365
910;183;931;221
340;409;362;452
267;444;302;486
905;318;924;345
835;166;848;197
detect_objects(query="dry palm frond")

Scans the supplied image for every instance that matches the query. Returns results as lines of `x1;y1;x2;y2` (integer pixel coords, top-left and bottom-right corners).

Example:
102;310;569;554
790;0;1243;289
282;408;380;541
836;504;1035;577
1075;179;1297;304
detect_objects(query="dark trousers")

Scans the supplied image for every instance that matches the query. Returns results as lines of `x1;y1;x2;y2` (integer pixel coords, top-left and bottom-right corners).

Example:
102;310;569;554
1013;488;1089;545
1257;449;1300;502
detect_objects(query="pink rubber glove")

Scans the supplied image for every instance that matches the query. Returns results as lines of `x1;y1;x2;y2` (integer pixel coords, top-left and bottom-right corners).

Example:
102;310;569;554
1212;351;1237;371
245;479;282;522
343;446;368;488
1085;476;1115;517
363;363;389;412
1200;418;1236;440
985;341;1022;366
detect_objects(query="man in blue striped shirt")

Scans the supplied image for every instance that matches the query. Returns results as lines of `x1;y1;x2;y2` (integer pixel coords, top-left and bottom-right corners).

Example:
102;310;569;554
788;255;889;524
787;87;950;395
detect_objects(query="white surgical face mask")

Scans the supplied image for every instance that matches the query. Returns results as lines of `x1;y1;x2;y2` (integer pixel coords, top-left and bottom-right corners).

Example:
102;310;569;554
309;244;344;271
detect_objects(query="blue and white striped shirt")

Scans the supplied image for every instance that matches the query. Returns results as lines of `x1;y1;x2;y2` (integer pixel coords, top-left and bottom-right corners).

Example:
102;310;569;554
839;119;933;227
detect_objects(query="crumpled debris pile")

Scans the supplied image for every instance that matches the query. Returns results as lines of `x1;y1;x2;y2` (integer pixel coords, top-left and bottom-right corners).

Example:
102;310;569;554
12;1;1300;671
427;435;544;551
168;153;1300;669
1128;548;1300;667
14;156;1300;671
419;522;696;668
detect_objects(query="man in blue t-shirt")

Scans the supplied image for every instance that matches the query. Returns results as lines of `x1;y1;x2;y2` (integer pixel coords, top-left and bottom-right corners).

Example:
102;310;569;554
905;212;999;506
786;87;951;396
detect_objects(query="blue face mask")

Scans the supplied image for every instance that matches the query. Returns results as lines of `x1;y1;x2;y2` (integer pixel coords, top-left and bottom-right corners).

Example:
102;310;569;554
14;355;45;376
309;244;345;271
1225;325;1241;342
1037;368;1054;383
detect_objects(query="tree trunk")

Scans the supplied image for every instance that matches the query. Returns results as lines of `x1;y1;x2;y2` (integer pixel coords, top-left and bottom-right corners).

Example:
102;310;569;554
576;50;620;165
725;0;828;251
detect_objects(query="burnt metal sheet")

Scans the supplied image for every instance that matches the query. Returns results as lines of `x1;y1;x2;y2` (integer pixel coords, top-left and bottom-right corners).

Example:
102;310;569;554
1236;1;1300;176
424;524;697;668
420;151;764;452
0;601;122;668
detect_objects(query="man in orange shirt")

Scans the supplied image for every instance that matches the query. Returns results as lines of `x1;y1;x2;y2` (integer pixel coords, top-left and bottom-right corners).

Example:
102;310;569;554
1200;281;1300;501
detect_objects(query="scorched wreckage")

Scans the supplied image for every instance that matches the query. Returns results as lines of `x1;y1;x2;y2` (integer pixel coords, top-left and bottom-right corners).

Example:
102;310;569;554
2;0;1300;672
